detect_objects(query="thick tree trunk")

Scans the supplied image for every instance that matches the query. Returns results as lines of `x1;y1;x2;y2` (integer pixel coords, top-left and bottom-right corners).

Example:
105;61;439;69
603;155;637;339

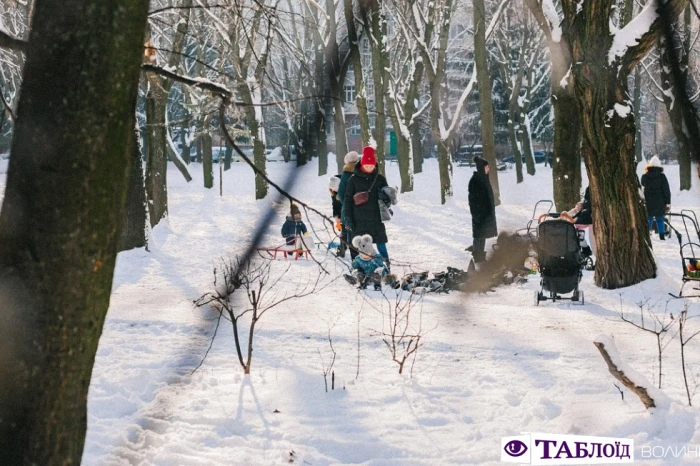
145;77;168;227
474;0;500;205
224;142;233;171
551;90;582;211
368;1;388;174
316;46;328;176
521;113;536;176
575;74;655;288
508;114;524;183
326;0;348;169
395;131;413;192
659;36;692;190
181;127;191;165
202;117;213;189
120;129;147;251
345;0;370;144
436;141;452;204
412;126;423;174
633;68;643;163
0;1;148;463
250;117;268;199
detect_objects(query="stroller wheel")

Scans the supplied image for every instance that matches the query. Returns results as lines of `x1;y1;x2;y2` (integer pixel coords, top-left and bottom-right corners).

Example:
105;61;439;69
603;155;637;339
572;291;579;302
534;291;540;306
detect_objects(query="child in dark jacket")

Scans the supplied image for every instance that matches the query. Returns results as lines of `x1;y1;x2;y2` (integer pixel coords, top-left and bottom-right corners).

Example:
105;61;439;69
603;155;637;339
281;203;308;246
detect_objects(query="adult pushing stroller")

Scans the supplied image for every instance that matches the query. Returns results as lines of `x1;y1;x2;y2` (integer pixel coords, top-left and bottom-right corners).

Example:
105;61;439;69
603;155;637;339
534;213;585;305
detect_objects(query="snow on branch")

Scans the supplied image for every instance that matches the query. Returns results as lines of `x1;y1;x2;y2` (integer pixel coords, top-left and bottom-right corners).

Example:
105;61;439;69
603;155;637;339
593;335;671;409
608;0;659;65
142;63;233;99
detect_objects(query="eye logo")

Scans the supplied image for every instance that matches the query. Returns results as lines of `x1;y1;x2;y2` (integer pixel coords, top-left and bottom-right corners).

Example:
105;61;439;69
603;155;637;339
503;440;528;457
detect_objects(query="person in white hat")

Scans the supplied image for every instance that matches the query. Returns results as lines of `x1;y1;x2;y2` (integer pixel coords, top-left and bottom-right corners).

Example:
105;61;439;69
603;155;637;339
641;155;671;240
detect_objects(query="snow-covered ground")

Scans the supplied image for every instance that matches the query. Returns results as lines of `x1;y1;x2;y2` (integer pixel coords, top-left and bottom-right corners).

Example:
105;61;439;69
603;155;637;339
6;157;697;465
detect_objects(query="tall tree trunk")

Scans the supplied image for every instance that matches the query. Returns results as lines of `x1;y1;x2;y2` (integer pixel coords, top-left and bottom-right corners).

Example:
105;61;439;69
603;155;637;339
412;126;423;174
551;90;582;211
202;116;213;189
520;112;536;176
562;0;688;288
250;116;267;199
633;67;643;163
120;128;147;251
474;0;500;205
224;142;233;171
436;141;452;204
395;130;413;192
367;0;388;174
345;0;371;144
326;0;348;169
508;117;524;183
181;127;191;165
524;0;582;211
0;1;148;463
145;75;168;227
316;43;328;176
659;30;692;190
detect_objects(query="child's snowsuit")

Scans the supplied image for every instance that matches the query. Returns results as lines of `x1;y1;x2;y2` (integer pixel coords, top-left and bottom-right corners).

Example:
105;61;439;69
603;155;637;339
281;216;308;246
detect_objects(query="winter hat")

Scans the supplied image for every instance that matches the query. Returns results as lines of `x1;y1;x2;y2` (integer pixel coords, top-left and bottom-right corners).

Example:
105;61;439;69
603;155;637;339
649;155;661;168
473;156;489;174
329;176;341;191
361;146;377;166
344;151;360;165
290;203;301;218
352;234;377;256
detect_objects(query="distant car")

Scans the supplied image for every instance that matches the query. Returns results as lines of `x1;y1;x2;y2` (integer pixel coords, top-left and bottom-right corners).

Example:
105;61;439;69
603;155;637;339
455;145;483;165
503;151;546;164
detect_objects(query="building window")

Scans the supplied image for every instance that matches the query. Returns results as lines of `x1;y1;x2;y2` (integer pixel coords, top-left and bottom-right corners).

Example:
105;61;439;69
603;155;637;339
350;118;360;135
344;85;356;103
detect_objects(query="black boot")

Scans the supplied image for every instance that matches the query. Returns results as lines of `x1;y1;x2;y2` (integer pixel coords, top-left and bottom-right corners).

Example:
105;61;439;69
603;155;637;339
659;233;665;241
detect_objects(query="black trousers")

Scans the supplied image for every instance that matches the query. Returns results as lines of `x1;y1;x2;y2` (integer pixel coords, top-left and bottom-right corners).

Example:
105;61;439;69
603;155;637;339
472;238;486;263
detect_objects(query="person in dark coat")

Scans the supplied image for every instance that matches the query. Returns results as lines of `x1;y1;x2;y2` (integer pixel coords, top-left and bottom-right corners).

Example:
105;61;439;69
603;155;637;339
641;155;671;240
281;203;307;246
574;187;592;225
344;146;390;264
338;151;360;259
468;156;497;264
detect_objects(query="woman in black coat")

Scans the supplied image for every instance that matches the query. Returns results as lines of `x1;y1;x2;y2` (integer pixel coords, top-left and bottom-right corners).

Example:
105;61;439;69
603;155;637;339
344;146;390;262
468;156;497;263
641;155;671;240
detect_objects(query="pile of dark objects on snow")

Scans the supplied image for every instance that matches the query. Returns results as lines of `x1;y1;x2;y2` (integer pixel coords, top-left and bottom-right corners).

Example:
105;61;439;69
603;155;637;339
406;232;534;295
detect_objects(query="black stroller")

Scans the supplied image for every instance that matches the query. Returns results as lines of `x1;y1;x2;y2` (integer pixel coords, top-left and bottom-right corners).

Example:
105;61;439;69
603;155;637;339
534;214;585;305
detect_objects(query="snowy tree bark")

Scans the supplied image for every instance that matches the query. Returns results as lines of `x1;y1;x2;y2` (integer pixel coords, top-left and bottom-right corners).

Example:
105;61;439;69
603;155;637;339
366;0;389;174
229;7;271;199
326;0;349;168
562;0;689;288
202;115;213;189
474;0;501;205
120;129;148;252
658;9;693;190
0;1;148;463
345;0;371;144
524;0;582;212
145;74;169;226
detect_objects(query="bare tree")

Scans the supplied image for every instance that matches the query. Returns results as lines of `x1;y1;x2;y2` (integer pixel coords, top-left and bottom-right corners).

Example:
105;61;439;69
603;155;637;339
195;257;325;374
560;0;689;288
371;291;426;374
